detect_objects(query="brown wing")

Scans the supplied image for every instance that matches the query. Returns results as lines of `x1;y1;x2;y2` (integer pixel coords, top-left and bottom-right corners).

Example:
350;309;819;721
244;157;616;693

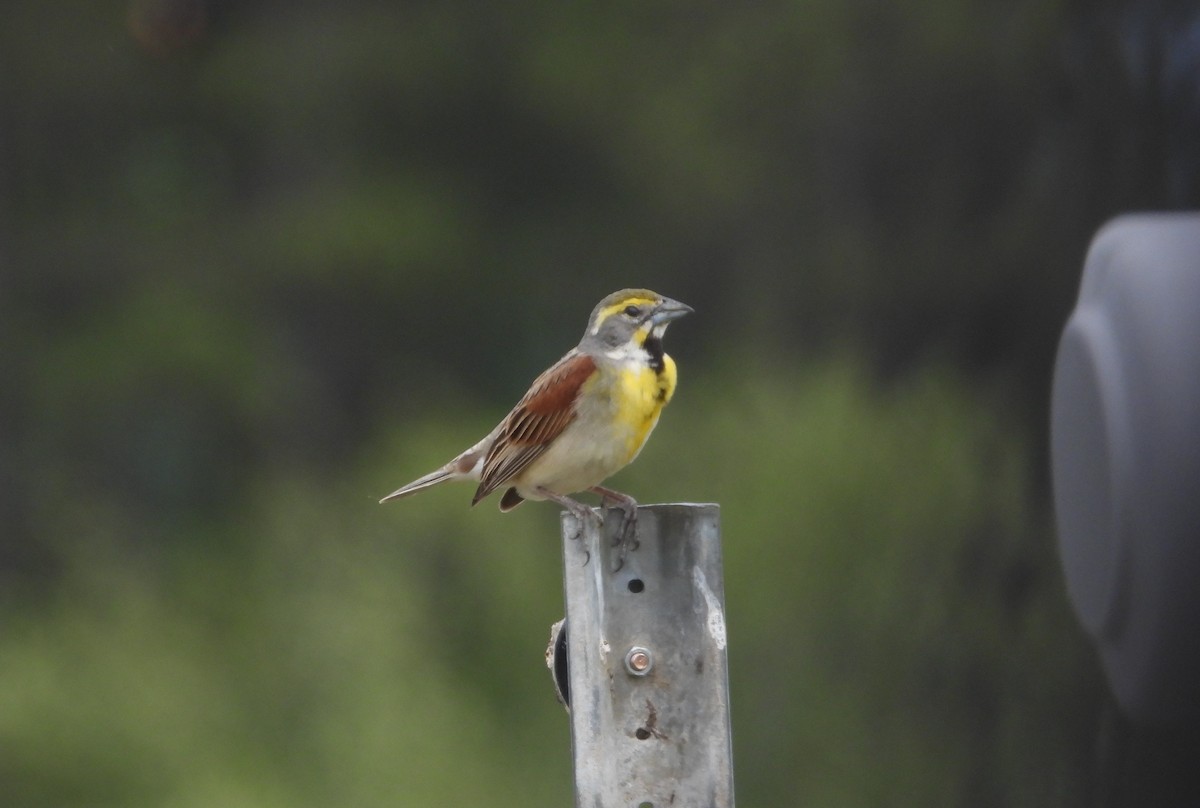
472;351;597;504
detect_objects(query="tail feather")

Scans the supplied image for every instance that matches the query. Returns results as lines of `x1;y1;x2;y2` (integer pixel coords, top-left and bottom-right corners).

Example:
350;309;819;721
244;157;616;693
379;467;456;503
379;433;494;505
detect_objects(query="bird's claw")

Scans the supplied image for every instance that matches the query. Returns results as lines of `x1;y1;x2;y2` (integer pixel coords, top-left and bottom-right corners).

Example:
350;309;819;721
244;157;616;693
606;501;639;572
548;486;639;571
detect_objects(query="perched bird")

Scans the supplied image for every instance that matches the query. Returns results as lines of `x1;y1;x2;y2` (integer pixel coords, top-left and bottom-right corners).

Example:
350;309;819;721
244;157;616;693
380;288;692;565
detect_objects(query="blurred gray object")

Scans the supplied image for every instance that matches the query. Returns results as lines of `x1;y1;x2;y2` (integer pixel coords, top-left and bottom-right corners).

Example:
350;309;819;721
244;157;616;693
1051;213;1200;726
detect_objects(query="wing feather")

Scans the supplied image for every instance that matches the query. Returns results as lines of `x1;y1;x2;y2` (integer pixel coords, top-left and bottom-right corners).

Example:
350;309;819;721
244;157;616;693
472;351;597;504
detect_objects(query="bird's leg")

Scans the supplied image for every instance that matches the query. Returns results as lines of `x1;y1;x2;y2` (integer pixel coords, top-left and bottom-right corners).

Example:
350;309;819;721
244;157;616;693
536;487;601;540
588;485;639;570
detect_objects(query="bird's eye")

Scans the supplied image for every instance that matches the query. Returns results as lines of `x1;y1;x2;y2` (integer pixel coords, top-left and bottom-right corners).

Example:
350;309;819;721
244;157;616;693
624;305;641;317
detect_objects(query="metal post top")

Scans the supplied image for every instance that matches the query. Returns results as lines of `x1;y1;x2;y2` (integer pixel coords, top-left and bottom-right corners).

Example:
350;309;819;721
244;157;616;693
558;502;720;521
558;500;733;807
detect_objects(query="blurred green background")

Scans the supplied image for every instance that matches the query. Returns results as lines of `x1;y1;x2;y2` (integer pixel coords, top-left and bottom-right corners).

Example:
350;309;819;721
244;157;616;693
3;1;1198;805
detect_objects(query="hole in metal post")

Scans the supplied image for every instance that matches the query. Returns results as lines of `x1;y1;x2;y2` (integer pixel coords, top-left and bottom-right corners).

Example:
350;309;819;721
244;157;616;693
635;728;652;740
628;578;645;593
552;622;570;708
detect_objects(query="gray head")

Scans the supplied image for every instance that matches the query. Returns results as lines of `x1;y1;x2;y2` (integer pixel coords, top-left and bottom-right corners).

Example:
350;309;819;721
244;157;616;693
578;288;693;353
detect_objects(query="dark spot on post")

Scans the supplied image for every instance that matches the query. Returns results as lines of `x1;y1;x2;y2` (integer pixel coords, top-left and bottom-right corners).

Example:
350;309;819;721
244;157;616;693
637;698;668;740
628;578;645;593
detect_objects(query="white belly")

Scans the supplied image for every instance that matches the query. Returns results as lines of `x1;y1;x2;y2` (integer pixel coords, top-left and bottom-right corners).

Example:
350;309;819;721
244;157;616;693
511;416;642;499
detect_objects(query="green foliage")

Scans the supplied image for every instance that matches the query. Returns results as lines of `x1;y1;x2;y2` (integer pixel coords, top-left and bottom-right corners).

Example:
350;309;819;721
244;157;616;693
0;361;1096;806
0;479;569;807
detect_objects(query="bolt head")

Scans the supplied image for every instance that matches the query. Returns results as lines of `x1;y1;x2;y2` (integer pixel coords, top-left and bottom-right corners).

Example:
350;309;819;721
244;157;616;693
624;646;653;676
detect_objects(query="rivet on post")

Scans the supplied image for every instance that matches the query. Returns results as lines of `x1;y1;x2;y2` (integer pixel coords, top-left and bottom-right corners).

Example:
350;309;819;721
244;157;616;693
624;646;653;676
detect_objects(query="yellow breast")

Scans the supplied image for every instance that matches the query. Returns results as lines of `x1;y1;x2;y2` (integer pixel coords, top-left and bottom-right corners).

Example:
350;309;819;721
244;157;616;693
614;353;677;462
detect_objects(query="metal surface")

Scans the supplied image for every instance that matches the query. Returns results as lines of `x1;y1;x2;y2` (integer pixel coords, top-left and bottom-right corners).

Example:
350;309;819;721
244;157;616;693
1052;213;1200;724
560;503;733;808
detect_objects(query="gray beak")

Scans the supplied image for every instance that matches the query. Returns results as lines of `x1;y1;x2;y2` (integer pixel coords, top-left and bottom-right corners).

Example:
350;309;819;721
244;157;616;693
650;297;694;325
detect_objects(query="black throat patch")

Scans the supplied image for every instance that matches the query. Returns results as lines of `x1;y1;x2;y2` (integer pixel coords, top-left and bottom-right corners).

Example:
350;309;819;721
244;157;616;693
644;333;665;374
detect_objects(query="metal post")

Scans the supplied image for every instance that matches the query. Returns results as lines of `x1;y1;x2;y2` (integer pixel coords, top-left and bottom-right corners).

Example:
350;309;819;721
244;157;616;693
555;503;734;808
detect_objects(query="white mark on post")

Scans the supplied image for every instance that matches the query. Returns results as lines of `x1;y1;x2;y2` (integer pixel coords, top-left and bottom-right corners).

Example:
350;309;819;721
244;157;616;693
693;567;727;650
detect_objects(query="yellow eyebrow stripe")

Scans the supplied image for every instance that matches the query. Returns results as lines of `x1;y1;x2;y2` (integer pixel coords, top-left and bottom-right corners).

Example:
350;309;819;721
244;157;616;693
595;297;657;325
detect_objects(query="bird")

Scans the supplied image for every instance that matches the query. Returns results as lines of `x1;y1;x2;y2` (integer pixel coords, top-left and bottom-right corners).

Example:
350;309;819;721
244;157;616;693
380;288;692;567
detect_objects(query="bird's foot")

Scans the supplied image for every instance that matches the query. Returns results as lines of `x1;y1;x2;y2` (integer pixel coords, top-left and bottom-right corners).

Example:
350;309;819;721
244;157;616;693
589;486;639;571
537;487;602;541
